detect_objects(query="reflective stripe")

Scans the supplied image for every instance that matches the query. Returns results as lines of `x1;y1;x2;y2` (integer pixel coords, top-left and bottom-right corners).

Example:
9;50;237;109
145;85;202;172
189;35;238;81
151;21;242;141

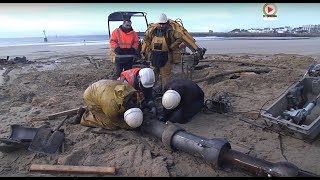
120;68;141;87
127;70;135;86
117;76;129;84
115;54;135;58
117;28;134;48
131;33;139;48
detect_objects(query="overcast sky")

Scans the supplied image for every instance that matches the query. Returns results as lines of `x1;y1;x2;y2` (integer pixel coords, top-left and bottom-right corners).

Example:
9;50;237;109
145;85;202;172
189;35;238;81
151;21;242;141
0;3;319;38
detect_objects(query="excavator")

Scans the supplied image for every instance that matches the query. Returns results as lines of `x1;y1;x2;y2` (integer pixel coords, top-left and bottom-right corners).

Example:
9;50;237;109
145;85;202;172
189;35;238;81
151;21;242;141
107;11;207;78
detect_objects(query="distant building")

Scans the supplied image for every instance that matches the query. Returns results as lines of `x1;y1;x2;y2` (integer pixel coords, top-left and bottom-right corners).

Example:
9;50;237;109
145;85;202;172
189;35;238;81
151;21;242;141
235;24;320;34
302;24;320;33
230;28;248;33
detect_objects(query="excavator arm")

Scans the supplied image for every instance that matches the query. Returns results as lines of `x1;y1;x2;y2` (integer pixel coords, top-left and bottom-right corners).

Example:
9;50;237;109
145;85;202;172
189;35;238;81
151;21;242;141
167;18;207;64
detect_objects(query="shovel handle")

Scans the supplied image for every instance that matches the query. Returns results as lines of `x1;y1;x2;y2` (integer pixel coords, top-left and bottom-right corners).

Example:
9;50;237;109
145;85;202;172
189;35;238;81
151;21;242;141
53;115;70;132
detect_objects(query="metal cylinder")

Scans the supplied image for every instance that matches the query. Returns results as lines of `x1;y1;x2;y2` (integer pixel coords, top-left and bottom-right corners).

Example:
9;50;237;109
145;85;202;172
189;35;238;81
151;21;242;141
221;149;299;177
139;118;317;177
140;117;166;138
171;131;230;167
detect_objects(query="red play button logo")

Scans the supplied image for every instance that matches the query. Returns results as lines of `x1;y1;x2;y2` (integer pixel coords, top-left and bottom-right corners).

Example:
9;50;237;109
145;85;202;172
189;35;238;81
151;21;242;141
263;3;278;19
264;3;277;15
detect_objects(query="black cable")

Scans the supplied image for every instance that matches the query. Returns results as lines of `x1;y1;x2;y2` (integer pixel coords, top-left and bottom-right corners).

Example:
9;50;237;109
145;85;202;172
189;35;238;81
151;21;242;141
278;134;288;161
255;81;298;122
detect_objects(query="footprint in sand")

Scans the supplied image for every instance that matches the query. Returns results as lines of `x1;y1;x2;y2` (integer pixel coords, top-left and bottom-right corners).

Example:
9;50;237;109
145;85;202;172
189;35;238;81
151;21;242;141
109;144;170;177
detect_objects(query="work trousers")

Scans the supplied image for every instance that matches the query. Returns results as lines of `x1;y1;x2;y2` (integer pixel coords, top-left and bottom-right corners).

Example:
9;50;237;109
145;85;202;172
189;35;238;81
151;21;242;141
165;99;204;124
151;60;172;91
113;57;134;79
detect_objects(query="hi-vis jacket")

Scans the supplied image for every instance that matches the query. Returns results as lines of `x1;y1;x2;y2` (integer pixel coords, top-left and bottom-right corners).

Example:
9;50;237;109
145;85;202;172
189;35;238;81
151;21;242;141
80;79;137;130
110;27;139;58
117;67;141;88
117;67;154;102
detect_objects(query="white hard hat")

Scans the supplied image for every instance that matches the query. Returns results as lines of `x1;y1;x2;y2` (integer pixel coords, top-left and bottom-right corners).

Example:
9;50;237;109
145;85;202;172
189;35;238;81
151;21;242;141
124;108;143;128
158;13;168;24
162;90;181;110
138;68;155;88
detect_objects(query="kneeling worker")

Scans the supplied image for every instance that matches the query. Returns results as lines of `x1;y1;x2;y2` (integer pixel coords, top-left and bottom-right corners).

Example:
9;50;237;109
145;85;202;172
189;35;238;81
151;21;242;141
80;79;144;130
161;77;204;124
117;67;157;115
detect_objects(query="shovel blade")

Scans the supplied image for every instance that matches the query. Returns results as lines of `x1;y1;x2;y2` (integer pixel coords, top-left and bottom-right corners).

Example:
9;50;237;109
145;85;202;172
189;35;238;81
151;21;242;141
28;127;65;155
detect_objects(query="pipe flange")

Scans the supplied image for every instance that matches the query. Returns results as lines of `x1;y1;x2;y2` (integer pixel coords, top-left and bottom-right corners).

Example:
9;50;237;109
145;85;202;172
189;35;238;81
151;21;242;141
161;122;185;150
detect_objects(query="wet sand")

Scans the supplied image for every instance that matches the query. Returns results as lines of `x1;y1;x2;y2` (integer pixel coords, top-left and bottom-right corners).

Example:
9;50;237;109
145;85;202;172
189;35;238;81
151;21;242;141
1;37;320;59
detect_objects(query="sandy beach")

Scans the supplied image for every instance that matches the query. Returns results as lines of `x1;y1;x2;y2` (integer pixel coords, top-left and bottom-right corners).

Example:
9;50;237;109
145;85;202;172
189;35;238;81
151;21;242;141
0;37;320;177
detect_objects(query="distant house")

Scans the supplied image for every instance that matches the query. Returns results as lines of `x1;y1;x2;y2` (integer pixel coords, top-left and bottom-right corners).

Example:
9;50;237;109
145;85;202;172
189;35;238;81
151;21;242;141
240;24;319;34
303;24;320;33
230;28;248;33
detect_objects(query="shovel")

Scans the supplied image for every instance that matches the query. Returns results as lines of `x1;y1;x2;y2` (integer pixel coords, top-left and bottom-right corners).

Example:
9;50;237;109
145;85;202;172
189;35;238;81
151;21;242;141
28;115;71;155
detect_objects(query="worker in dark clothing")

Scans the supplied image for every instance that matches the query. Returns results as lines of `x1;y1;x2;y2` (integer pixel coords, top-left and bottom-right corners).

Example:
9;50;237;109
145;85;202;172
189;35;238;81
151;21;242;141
160;77;204;124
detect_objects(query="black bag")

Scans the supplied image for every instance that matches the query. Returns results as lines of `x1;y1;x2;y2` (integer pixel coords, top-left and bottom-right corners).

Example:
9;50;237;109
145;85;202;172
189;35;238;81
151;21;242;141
150;51;168;68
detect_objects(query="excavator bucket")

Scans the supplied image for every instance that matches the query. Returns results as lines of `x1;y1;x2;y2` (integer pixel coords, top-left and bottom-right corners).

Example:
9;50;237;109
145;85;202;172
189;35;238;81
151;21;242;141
0;124;43;152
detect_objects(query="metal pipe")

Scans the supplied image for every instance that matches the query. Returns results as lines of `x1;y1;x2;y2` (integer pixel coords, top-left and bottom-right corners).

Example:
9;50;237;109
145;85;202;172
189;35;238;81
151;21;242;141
171;131;230;167
221;149;299;177
139;118;318;177
140;117;165;139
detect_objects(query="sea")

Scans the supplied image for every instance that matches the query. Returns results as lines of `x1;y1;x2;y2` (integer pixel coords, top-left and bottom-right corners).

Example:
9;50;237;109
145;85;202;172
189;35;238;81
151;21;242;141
0;35;223;47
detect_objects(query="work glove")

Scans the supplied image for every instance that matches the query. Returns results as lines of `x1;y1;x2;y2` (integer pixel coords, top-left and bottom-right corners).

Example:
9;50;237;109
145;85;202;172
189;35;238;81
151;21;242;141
114;47;121;54
149;107;157;117
134;48;140;55
157;115;166;122
148;101;157;117
147;100;156;109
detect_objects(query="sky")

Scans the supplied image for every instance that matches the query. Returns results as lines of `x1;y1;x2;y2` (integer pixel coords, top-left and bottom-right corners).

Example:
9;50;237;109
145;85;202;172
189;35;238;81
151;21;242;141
0;3;319;38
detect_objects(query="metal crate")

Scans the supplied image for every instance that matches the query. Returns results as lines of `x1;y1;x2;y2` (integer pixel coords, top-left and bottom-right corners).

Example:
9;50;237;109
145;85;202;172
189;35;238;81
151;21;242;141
261;77;320;140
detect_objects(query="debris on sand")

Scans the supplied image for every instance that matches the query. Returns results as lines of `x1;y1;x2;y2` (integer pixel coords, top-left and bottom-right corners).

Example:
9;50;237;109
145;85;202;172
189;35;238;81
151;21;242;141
0;56;34;65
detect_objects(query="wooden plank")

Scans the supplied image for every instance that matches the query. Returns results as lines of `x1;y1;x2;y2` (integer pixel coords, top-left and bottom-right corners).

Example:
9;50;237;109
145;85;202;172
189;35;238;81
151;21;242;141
47;108;83;120
30;106;87;122
29;164;116;175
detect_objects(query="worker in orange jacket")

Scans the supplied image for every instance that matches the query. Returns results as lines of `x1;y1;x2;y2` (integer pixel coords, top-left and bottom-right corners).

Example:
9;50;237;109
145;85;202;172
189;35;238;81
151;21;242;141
117;67;158;116
110;19;140;79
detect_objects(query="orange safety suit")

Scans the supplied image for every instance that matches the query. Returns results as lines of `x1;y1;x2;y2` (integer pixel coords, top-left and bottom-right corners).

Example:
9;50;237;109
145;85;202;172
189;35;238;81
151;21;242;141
110;27;139;59
117;67;141;88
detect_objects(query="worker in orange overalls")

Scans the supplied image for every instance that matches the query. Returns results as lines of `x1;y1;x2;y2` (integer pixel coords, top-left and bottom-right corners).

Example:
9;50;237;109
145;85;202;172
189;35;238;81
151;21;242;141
110;18;140;79
140;13;183;91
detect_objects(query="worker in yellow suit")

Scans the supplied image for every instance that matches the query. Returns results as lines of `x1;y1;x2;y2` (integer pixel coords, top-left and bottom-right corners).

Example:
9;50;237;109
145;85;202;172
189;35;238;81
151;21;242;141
80;79;144;130
140;13;183;91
